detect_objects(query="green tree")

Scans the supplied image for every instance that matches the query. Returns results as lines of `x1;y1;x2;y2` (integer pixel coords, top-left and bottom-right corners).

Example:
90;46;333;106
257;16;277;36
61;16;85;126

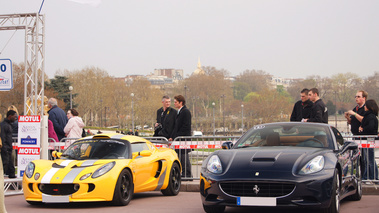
45;75;76;110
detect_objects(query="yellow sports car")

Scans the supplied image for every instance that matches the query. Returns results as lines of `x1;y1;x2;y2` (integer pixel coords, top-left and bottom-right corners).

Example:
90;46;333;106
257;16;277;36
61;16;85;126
23;133;181;206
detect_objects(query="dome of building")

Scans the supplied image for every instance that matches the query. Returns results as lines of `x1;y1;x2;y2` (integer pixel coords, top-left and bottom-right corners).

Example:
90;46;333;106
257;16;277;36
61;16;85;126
193;58;205;75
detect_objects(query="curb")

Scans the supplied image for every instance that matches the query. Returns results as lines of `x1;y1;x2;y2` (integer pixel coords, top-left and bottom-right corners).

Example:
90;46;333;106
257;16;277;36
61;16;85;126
181;182;379;195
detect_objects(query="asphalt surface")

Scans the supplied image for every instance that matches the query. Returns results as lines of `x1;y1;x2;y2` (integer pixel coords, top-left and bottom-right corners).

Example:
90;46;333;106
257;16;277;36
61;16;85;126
4;192;379;213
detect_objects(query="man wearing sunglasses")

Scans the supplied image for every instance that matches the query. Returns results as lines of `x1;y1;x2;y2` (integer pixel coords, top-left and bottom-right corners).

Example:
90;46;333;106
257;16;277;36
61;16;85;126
345;90;367;135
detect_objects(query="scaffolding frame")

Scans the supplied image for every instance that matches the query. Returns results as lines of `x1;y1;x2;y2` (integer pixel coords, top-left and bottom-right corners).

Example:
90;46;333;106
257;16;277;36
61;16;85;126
0;13;45;116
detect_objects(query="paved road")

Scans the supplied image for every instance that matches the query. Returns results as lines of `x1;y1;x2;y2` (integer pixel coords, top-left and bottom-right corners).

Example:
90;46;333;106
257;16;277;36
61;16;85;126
4;192;379;213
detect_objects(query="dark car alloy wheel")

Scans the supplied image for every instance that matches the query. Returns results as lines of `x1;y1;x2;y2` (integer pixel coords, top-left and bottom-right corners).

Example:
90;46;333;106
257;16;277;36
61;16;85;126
323;169;340;213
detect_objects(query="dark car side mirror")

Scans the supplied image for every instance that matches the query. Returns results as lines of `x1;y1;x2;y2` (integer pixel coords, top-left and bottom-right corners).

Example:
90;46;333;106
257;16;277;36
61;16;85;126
340;141;359;152
222;142;233;149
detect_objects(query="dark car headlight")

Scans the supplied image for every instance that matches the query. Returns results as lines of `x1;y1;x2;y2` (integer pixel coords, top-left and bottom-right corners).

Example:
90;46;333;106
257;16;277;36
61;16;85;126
299;155;324;174
92;161;115;178
25;162;35;178
207;155;222;174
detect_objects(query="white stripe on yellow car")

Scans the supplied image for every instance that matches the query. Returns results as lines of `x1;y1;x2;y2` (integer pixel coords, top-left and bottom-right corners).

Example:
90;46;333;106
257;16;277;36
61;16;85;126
41;160;74;184
41;168;60;184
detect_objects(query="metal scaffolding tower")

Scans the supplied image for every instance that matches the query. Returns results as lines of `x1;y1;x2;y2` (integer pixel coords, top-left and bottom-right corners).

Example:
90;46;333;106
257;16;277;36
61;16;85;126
0;13;45;115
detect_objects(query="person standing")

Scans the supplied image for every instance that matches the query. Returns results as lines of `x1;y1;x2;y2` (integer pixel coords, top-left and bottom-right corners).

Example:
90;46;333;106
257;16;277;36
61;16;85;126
0;156;8;213
1;110;17;178
169;95;192;179
358;99;379;181
304;88;328;123
47;98;68;141
7;105;18;138
64;109;85;148
345;90;367;135
154;95;177;139
290;88;313;122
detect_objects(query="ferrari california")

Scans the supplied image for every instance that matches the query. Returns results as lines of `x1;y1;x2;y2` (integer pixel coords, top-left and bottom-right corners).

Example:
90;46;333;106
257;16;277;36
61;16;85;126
200;122;362;213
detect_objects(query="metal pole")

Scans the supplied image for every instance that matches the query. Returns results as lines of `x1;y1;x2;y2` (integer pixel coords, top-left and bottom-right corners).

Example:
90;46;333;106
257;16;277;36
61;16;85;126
212;102;215;136
70;92;72;109
334;91;337;128
131;93;135;135
241;104;244;132
221;95;225;136
69;86;73;109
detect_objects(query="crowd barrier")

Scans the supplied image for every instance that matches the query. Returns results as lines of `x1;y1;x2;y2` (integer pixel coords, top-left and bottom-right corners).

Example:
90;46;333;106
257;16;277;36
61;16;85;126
5;134;379;195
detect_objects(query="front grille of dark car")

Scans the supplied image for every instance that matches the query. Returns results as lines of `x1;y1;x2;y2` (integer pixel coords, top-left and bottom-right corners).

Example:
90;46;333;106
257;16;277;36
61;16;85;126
38;184;79;195
220;182;295;197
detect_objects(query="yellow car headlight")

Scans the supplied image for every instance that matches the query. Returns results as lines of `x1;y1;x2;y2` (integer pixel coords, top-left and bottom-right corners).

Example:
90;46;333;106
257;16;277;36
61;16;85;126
92;161;115;178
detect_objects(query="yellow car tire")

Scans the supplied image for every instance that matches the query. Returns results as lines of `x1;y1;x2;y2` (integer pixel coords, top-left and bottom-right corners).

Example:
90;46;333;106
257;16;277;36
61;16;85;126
161;162;181;196
111;168;134;206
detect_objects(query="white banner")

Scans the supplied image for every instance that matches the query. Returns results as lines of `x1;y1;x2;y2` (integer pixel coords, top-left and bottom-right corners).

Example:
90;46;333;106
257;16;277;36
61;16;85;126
17;115;41;178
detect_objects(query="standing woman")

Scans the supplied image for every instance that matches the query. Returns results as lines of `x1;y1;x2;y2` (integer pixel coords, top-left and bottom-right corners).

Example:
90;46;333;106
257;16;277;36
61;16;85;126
64;109;85;148
359;99;379;181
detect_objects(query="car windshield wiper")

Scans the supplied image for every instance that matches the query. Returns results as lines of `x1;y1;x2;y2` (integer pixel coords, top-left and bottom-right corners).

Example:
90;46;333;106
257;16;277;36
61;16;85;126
235;145;254;149
61;153;79;160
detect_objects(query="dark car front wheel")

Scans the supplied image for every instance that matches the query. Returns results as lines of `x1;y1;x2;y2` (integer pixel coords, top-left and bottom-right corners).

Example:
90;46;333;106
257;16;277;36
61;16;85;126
203;204;225;213
322;169;340;213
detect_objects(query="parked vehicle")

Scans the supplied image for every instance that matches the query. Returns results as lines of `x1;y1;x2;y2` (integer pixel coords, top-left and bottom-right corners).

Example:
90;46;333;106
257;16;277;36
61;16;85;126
200;122;362;213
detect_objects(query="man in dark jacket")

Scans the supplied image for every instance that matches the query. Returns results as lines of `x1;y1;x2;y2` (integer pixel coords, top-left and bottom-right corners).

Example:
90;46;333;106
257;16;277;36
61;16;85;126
344;90;367;135
290;88;313;122
169;95;192;179
305;88;328;123
47;98;68;141
154;96;177;139
1;110;17;178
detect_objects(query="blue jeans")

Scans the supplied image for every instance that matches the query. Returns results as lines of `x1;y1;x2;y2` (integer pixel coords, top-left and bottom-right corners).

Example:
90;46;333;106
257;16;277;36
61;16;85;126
361;148;378;180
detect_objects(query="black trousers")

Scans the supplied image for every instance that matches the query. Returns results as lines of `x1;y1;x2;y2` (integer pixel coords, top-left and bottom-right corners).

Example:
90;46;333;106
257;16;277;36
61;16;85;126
175;149;192;178
1;149;15;177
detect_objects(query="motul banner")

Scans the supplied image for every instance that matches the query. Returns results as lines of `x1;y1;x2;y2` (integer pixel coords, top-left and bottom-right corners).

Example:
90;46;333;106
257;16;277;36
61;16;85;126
17;115;41;177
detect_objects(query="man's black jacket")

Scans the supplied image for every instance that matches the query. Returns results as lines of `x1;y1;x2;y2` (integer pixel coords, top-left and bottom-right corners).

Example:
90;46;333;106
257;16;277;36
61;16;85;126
171;105;191;139
290;100;313;121
154;107;177;138
308;99;328;123
1;118;14;152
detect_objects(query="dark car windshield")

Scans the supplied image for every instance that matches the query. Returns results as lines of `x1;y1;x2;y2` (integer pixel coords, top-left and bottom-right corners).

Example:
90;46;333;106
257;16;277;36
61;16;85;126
235;123;333;149
62;139;129;160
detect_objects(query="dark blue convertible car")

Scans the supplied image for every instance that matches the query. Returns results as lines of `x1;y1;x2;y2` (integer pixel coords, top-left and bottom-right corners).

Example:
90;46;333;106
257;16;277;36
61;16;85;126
200;122;362;213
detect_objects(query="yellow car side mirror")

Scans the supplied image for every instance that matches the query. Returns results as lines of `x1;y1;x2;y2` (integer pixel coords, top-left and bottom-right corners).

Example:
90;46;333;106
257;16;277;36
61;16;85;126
139;150;152;157
52;151;62;159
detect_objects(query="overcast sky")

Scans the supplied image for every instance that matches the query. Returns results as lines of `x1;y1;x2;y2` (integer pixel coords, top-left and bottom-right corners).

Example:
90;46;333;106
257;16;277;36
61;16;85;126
1;0;378;79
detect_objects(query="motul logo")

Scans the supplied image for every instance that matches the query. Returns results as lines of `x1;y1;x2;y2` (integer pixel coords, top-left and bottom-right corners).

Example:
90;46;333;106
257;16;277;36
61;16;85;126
18;147;40;155
19;115;41;122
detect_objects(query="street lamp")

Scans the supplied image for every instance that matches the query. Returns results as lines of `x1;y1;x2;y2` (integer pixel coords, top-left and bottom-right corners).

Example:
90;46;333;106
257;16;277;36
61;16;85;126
69;86;73;109
131;93;135;135
212;102;215;136
241;104;244;132
221;95;226;136
184;85;187;98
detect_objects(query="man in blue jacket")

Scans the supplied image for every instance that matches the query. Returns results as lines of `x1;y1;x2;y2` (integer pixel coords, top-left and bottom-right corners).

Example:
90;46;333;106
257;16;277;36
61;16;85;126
47;98;68;141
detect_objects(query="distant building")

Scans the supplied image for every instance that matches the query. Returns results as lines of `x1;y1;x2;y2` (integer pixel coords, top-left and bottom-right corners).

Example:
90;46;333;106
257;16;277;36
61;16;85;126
270;76;294;89
154;68;184;81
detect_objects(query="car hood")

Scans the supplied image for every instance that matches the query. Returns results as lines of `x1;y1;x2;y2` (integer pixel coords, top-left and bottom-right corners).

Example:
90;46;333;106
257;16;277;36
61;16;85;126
29;159;131;183
209;146;333;180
